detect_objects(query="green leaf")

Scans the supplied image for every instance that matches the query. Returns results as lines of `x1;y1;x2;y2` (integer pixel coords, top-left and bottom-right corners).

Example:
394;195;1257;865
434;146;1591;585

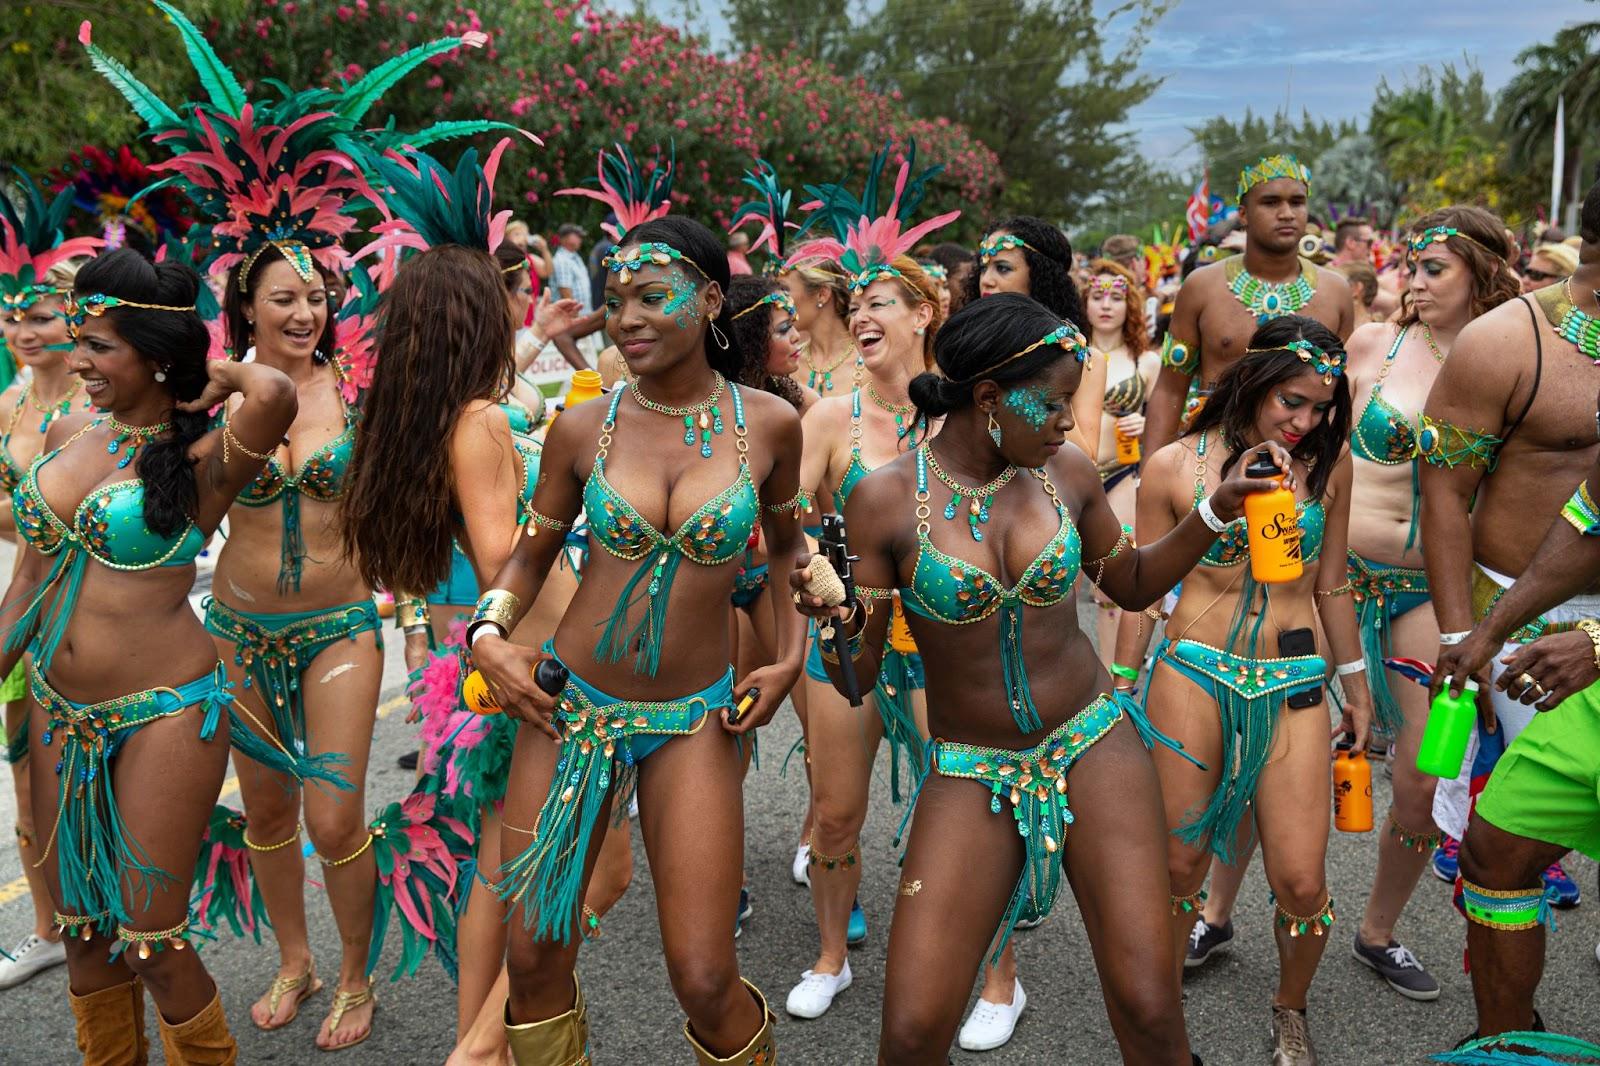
151;1;247;117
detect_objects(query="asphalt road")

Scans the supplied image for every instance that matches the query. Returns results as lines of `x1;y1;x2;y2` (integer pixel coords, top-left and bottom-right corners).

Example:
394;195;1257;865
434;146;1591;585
0;571;1595;1064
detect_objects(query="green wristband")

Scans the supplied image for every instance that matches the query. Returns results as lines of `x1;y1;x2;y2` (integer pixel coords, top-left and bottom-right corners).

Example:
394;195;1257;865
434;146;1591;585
1110;663;1140;681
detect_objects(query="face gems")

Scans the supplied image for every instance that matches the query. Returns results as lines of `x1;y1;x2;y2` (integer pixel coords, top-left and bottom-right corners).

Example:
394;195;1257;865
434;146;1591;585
1004;386;1050;431
660;266;702;329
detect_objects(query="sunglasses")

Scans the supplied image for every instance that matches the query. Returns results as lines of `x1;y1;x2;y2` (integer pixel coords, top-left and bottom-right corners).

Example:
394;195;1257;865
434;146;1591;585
1523;267;1561;282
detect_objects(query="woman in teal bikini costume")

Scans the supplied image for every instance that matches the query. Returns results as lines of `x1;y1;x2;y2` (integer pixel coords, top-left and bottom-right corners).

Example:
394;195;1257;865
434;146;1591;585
0;249;296;1061
1139;314;1372;1062
791;292;1283;1062
1344;206;1519;1001
471;216;805;1064
0;251;94;989
789;253;941;1019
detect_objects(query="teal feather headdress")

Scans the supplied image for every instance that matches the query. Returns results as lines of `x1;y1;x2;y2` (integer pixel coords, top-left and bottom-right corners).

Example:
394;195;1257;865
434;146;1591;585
79;2;508;288
730;159;812;273
1;168;104;321
364;139;527;257
792;141;959;292
558;142;676;242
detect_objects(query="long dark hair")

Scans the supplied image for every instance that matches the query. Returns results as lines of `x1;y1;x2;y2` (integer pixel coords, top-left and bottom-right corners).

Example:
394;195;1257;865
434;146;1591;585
963;215;1086;327
618;217;745;383
224;243;337;363
909;292;1074;425
495;241;530;293
1186;314;1350;501
726;274;803;408
73;248;211;537
342;244;515;594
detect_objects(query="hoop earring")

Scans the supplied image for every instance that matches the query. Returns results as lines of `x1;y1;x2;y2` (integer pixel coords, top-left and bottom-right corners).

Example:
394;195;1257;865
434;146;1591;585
710;321;730;351
987;411;1002;448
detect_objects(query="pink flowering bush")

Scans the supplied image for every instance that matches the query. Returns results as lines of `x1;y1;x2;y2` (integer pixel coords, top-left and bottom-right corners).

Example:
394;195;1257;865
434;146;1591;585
216;0;1001;236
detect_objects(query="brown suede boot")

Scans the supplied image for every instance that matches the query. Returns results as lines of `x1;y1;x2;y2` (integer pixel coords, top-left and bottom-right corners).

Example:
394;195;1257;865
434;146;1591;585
504;973;591;1066
68;978;150;1066
157;988;238;1065
684;979;776;1065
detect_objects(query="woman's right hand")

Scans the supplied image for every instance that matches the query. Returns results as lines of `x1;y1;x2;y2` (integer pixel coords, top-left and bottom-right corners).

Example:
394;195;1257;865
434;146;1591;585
1208;440;1297;522
473;635;562;740
788;552;848;622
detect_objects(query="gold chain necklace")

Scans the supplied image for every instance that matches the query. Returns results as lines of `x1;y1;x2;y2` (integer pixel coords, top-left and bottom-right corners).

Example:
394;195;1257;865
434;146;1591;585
628;374;728;458
866;382;914;435
803;341;859;394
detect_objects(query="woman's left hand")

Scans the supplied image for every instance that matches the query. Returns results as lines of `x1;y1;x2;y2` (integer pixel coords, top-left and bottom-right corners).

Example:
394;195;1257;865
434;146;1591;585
176;360;242;413
1115;412;1146;438
534;295;585;338
1208;440;1297;522
724;661;801;734
1495;631;1598;710
1335;686;1373;755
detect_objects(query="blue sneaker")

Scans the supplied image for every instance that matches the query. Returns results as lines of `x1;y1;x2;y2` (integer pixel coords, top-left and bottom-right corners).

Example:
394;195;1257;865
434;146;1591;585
1544;862;1581;909
734;888;753;938
846;899;867;946
1432;834;1459;883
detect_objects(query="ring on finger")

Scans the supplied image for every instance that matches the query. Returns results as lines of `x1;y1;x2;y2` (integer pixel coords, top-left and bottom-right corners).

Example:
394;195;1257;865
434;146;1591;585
792;590;803;605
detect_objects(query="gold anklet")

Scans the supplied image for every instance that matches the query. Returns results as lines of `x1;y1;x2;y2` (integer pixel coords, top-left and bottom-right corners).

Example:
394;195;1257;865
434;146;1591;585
117;920;192;960
1387;811;1442;853
244;822;303;852
319;831;375;867
806;834;859;871
1170;888;1207;915
1273;893;1335;938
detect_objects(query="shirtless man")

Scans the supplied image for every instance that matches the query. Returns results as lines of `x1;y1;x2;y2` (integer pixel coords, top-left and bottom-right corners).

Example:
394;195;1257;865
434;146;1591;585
1424;179;1600;929
1143;155;1354;452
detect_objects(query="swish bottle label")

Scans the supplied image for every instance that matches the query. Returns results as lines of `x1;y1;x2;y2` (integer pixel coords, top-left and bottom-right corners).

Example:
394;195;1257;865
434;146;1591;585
1242;457;1303;583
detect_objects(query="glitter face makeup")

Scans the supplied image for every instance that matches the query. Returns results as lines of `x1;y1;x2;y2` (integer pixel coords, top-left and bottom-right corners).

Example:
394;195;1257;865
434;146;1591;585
661;266;702;328
1004;385;1050;430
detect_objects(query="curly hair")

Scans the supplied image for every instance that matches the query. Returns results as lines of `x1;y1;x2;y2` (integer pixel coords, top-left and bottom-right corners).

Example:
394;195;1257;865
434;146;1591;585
342;244;515;595
73;249;213;537
726;274;804;409
963;215;1086;328
223;243;337;364
1080;258;1148;355
1399;206;1520;325
1186;314;1351;502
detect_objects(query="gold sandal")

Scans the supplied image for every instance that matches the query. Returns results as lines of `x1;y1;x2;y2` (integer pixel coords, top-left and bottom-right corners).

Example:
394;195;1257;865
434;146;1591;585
318;978;378;1052
254;966;322;1031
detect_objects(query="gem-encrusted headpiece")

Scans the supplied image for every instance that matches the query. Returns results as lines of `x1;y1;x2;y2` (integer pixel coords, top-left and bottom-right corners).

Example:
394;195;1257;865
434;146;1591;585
60;291;197;341
958;323;1091;384
1087;274;1129;298
921;262;948;282
791;140;959;297
978;233;1036;264
601;242;709;286
1245;338;1346;385
1;167;104;321
1237;154;1312;204
1407;226;1502;261
732;290;797;321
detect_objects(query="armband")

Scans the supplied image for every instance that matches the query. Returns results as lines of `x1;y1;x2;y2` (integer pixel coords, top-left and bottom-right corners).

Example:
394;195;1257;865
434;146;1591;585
469;588;521;641
1197;496;1229;533
1416;415;1501;472
1161;333;1200;375
395;596;431;632
1562;480;1600;536
766;489;811;517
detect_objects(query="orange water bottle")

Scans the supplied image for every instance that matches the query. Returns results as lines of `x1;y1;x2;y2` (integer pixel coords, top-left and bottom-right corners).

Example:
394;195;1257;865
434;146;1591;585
1242;456;1303;583
887;594;918;654
548;369;605;425
1332;746;1373;832
1114;425;1141;465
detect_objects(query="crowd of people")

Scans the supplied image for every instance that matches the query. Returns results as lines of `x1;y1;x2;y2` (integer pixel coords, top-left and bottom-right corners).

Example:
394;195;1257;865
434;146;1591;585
0;7;1598;1065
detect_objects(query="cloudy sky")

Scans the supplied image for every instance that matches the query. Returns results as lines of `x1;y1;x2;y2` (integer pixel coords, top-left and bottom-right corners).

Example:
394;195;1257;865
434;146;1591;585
1128;0;1596;167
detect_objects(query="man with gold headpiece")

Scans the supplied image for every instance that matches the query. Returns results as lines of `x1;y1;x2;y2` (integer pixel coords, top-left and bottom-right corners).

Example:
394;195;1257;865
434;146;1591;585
1142;154;1353;451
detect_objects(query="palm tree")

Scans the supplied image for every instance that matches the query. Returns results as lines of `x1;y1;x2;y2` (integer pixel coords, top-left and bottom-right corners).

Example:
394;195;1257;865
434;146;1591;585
1498;20;1600;217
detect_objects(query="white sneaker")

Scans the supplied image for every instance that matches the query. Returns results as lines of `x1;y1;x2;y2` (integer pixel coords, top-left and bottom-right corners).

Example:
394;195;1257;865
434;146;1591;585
0;934;66;990
792;843;811;886
1594;940;1600;967
958;979;1027;1052
785;962;851;1019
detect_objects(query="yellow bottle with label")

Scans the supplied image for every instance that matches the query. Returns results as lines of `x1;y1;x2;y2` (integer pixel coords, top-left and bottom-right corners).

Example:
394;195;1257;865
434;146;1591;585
1241;457;1303;583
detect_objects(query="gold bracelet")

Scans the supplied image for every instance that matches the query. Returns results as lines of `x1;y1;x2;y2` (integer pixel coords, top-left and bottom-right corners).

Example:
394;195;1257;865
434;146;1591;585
222;421;277;464
1316;580;1354;600
1578;619;1600;673
524;510;573;537
395;596;431;630
471;588;522;633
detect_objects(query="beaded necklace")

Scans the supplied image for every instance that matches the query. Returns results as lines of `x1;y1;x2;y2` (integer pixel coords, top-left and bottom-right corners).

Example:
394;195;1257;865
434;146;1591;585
923;443;1017;542
105;416;172;469
628;374;727;458
866;382;915;437
25;380;83;434
1555;278;1600;362
803;341;860;394
1422;323;1445;363
1225;256;1317;323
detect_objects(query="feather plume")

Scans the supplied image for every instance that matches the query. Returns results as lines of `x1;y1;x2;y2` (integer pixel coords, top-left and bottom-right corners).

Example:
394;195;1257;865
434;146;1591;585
795;140;958;282
730;158;813;265
0;168;104;308
557;142;676;242
1433;1030;1600;1064
151;1;246;117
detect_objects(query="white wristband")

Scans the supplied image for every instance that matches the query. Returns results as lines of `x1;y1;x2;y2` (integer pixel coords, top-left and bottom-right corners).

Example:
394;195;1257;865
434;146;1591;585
1334;659;1367;677
467;621;507;647
1197;496;1229;534
1437;631;1472;646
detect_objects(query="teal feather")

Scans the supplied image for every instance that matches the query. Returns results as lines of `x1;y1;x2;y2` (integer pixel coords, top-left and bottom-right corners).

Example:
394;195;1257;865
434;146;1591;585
367;145;494;250
151;1;246;117
1433;1031;1600;1064
393;119;528;150
336;35;481;123
81;40;182;131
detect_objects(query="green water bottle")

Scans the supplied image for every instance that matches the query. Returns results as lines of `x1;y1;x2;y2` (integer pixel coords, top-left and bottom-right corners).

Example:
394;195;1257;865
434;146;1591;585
1416;678;1479;777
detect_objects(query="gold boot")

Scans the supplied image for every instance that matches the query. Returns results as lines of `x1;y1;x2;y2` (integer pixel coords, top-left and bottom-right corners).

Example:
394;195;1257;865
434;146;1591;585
69;978;150;1066
684;979;776;1065
157;988;238;1065
504;973;591;1066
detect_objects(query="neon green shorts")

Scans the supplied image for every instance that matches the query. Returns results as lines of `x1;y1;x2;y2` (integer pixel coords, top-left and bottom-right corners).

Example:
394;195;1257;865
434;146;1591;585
0;660;24;704
1476;678;1600;862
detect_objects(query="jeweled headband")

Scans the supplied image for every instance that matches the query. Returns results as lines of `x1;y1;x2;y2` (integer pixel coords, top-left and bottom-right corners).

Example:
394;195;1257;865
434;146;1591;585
1408;226;1503;261
847;262;909;294
1087;274;1129;298
602;241;710;285
61;291;197;340
732;290;797;321
2;284;62;322
921;262;948;282
1237;154;1312;204
237;238;318;293
1244;337;1345;385
978;233;1036;264
957;323;1091;384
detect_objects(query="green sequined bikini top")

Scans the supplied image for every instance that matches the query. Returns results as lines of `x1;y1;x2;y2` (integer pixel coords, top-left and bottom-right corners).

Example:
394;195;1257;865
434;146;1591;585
234;401;356;507
1351;325;1420;465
